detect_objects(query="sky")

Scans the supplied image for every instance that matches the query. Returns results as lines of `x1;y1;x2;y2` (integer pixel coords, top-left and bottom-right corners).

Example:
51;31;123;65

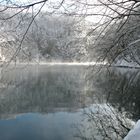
9;0;105;23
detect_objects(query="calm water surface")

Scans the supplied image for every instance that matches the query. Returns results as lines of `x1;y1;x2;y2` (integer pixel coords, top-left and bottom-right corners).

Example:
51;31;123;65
0;65;139;140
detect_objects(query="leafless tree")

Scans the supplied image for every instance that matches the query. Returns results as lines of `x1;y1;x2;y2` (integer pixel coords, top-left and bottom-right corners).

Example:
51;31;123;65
1;0;140;65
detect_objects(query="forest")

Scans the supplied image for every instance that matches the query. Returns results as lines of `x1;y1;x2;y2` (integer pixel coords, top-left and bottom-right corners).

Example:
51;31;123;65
0;0;140;66
0;0;140;140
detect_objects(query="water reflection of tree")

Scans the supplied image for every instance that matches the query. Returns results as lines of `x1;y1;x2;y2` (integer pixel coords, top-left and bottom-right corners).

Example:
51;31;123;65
73;103;132;140
103;69;140;121
74;68;140;140
88;68;140;120
0;66;88;116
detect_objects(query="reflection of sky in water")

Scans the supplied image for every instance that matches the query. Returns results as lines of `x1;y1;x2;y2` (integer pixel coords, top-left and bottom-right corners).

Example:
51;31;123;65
0;104;123;140
0;112;82;140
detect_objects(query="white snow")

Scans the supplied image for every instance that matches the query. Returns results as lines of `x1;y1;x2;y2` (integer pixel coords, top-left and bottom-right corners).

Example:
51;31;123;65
124;120;140;140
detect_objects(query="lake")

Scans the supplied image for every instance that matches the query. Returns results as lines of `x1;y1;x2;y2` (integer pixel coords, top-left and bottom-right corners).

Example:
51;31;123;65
0;65;139;140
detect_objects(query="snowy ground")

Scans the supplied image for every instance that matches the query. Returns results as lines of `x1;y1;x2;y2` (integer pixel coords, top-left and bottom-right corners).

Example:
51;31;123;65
124;120;140;140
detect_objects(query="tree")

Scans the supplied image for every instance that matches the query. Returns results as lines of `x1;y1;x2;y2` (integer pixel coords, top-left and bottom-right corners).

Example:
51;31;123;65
1;0;140;64
84;0;140;65
0;10;90;62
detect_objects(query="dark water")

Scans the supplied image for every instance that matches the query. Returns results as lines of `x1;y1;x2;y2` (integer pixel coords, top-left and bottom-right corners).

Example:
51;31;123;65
0;65;139;140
